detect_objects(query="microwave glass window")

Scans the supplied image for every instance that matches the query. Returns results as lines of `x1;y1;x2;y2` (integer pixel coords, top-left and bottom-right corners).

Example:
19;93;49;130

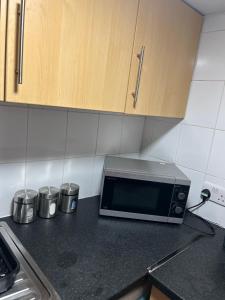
102;177;174;216
113;182;159;213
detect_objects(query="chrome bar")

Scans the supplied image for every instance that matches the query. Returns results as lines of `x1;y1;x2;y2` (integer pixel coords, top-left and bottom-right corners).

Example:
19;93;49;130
132;46;145;108
16;0;26;84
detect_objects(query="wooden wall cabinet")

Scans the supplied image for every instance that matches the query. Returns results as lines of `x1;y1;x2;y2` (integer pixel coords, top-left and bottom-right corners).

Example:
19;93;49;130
5;0;138;112
2;0;202;118
0;0;7;101
125;0;203;118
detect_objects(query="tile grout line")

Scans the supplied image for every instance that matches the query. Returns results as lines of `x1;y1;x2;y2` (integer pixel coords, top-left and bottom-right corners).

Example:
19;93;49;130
139;116;147;154
94;112;101;157
204;80;225;183
91;112;101;194
174;121;183;163
203;29;225;34
61;110;69;184
146;152;209;177
192;79;225;82
174;120;225;131
119;115;125;155
24;107;30;189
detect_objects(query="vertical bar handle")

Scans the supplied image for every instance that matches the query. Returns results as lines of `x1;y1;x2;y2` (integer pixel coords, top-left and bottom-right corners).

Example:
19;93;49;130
132;46;145;108
17;0;26;84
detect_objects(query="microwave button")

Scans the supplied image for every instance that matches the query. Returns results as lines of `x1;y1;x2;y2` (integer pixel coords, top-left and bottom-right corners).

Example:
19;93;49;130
174;206;183;215
177;192;186;201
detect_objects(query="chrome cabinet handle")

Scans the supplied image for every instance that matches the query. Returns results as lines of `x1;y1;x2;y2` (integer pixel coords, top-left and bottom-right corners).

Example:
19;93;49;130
16;0;26;84
132;46;145;108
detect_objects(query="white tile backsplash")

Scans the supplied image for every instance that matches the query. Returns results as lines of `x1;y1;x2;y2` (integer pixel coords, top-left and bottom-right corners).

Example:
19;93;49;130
207;130;225;179
203;13;225;33
27;108;67;161
205;174;225;188
63;157;94;199
195;201;225;228
120;116;145;154
66;111;99;157
0;163;25;217
193;31;225;80
0;106;27;163
142;118;181;162
216;87;225;130
92;156;105;196
184;81;224;128
25;159;64;191
96;114;123;155
176;125;213;172
0;105;144;217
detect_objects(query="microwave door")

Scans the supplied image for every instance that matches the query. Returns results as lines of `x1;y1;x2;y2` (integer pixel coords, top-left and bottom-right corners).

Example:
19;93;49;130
100;176;174;221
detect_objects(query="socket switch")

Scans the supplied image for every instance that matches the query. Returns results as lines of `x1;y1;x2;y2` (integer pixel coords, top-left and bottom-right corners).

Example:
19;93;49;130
203;181;225;207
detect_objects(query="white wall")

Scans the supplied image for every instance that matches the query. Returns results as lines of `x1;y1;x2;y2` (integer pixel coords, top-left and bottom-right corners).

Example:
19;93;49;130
141;13;225;227
0;103;144;217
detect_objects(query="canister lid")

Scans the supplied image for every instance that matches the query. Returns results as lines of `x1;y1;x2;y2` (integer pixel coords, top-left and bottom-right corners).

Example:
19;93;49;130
39;186;59;199
14;189;38;204
60;183;79;195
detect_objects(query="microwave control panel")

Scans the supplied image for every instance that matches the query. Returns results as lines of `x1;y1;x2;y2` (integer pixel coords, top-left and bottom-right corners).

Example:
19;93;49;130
169;185;190;218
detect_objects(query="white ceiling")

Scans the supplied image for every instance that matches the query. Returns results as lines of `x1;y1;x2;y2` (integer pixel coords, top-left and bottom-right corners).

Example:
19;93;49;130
184;0;225;15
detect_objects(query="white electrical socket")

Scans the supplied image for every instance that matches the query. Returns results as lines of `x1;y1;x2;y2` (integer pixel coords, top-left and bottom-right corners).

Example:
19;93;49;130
203;181;225;207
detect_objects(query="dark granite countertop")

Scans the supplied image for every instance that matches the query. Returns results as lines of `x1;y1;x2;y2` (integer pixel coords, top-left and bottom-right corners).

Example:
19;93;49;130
1;197;225;300
150;214;225;300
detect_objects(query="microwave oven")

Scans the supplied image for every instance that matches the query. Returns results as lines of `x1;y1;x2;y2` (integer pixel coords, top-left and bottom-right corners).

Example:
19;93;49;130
99;156;191;224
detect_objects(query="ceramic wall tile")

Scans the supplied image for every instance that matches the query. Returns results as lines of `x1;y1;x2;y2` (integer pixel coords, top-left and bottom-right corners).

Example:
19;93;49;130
141;118;181;162
203;13;225;33
207;130;225;179
26;159;64;191
193;31;225;80
185;81;224;128
27;108;67;161
63;157;94;199
0;106;27;163
0;163;25;217
96;114;123;155
120;116;145;154
66;112;99;157
176;125;213;172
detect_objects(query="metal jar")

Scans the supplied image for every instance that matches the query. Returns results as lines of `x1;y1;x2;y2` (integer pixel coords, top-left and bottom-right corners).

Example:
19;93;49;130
38;186;59;219
12;189;38;224
59;183;79;213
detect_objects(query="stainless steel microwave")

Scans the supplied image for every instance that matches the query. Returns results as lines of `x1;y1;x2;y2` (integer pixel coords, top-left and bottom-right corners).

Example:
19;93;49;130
99;156;191;224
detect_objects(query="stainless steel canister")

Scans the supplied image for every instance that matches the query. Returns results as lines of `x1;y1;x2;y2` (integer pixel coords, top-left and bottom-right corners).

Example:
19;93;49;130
12;189;38;224
38;186;59;219
59;183;79;213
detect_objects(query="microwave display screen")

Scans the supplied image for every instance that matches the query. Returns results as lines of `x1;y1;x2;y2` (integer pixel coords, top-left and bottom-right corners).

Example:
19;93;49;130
101;176;174;216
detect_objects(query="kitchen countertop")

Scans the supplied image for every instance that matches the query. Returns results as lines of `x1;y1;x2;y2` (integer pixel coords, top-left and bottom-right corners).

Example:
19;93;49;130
150;213;225;300
2;196;225;300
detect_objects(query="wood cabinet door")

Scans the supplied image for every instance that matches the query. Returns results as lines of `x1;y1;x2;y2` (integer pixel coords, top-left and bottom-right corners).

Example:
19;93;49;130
5;0;138;112
150;286;171;300
125;0;202;118
0;0;7;101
